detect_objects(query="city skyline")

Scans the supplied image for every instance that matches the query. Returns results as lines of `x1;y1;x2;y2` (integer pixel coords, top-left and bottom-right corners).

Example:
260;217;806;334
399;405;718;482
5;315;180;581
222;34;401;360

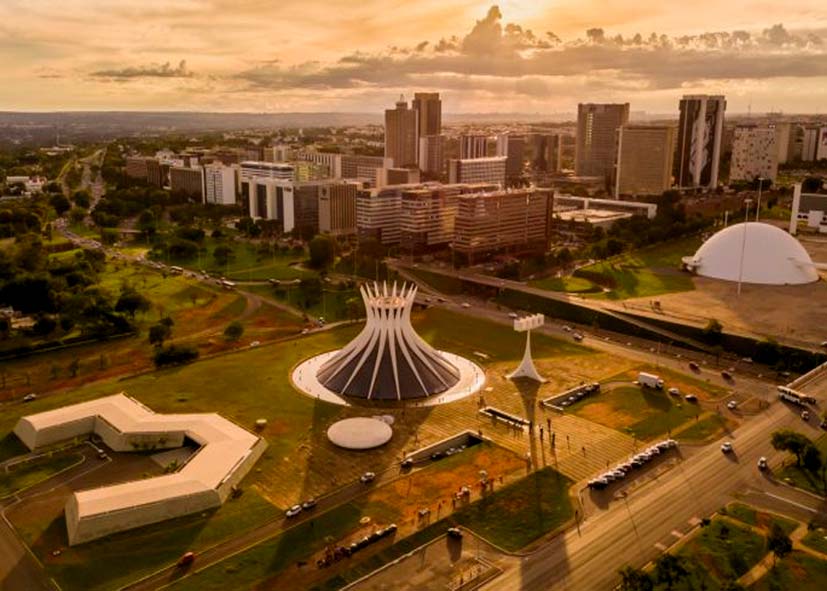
1;2;827;114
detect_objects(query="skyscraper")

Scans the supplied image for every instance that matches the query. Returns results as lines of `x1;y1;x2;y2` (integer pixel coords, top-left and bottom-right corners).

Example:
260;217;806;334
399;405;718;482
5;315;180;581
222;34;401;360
448;157;507;187
412;92;442;138
495;133;526;183
418;134;445;178
674;95;726;189
459;134;488;159
575;103;630;187
384;95;418;168
614;125;676;197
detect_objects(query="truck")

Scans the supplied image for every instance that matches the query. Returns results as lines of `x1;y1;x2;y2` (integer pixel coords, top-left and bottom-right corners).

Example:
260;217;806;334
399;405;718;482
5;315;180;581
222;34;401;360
638;372;664;389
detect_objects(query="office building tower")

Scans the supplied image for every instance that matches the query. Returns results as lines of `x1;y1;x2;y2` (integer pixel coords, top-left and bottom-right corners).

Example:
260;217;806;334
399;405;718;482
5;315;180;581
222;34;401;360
818;127;827;161
802;127;819;162
239;161;294;182
399;183;499;253
247;179;294;228
453;188;553;262
293;161;331;182
418;134;445;177
448;157;507;187
262;145;291;163
615;125;676;197
496;133;526;183
771;123;792;165
203;164;236;205
575;103;630;187
357;186;407;245
674;95;726;189
730;126;778;182
378;167;420;187
145;159;168;188
319;182;359;237
294;150;343;178
384;96;418;168
460;134;488;159
169;167;204;199
340;154;393;187
412;92;442;138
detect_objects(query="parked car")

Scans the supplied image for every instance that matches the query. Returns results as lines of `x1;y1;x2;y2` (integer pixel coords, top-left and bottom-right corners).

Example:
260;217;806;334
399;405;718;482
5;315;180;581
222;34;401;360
684;393;698;402
562;325;572;332
721;442;733;453
727;400;737;410
668;387;681;397
460;302;471;309
301;498;317;510
721;370;733;380
572;332;584;342
285;505;302;517
688;361;700;371
447;527;463;539
508;312;518;319
757;457;768;471
23;393;37;402
400;458;414;469
360;471;376;483
801;410;811;421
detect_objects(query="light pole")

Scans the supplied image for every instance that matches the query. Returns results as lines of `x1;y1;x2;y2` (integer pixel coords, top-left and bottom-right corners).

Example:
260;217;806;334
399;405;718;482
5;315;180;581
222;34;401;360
736;198;753;297
755;177;764;222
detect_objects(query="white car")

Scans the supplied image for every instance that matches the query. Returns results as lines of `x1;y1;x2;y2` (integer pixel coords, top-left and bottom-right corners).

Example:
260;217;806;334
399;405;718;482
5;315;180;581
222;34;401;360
360;471;376;483
285;505;302;517
801;410;811;421
460;302;471;309
508;312;518;319
757;457;768;470
727;401;737;410
23;393;37;402
562;325;572;332
721;442;733;453
668;387;680;396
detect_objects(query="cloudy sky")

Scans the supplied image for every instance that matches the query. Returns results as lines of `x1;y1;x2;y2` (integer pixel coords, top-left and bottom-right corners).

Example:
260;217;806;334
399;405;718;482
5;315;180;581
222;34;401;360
2;0;827;114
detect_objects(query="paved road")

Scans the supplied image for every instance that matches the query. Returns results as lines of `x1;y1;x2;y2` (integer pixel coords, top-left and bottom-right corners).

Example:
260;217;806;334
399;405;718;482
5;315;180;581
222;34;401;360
480;379;826;591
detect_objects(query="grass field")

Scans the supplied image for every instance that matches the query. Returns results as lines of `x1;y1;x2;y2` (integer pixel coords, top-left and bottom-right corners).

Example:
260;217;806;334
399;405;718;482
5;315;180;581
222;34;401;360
669;517;766;590
723;503;798;536
802;527;827;554
573;236;701;301
404;267;465;295
570;385;706;441
752;551;827;591
777;434;827;496
529;275;600;294
673;413;731;442
0;452;82;498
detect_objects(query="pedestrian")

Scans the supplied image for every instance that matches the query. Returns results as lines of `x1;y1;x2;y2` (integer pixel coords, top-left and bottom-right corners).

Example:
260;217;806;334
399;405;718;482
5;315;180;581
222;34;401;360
582;445;586;456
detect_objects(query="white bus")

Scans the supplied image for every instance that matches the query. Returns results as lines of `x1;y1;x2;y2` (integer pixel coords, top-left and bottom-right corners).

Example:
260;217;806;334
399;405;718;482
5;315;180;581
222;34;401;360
777;385;816;406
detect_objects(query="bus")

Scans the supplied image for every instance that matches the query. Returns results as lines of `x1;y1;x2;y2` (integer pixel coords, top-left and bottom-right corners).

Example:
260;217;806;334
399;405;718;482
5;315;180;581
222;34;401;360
777;385;816;406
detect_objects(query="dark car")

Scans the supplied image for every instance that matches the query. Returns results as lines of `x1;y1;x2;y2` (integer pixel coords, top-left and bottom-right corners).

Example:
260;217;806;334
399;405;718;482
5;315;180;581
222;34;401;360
177;552;196;568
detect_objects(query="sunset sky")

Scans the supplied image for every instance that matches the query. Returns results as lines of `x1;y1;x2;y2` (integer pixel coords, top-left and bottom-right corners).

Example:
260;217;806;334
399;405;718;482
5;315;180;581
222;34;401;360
2;0;827;114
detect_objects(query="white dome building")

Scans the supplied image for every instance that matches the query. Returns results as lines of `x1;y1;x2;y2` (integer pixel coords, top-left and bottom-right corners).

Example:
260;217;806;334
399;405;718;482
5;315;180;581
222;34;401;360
683;222;818;285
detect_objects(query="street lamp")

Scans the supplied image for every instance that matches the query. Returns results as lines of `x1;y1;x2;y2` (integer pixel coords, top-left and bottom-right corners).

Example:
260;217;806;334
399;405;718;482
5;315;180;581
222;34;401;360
736;198;753;297
755;177;764;222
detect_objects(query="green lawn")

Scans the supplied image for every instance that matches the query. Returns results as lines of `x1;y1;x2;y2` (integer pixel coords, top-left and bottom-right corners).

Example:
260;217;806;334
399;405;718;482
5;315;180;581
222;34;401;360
752;551;827;591
673;413;729;442
575;236;701;301
156;237;314;282
19;490;280;591
569;385;704;441
664;517;766;590
453;467;573;551
529;275;600;294
777;434;827;496
0;452;82;498
802;527;827;555
404;267;465;295
723;503;798;535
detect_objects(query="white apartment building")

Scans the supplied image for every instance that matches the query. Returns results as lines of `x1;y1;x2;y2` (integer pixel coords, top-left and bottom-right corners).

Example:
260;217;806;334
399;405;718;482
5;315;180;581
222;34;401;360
239;161;295;182
203;164;236;205
448;157;506;187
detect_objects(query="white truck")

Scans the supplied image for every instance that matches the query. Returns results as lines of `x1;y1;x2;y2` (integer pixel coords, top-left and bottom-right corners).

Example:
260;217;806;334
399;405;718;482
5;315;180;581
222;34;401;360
638;372;664;389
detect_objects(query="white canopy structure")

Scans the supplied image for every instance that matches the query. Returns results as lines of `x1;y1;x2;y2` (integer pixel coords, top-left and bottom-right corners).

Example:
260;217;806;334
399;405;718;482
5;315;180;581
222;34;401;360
14;394;266;545
682;222;819;285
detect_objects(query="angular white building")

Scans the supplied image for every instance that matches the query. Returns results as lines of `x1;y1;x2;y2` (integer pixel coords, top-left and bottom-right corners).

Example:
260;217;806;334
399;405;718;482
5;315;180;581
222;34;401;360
316;282;461;400
14;394;266;545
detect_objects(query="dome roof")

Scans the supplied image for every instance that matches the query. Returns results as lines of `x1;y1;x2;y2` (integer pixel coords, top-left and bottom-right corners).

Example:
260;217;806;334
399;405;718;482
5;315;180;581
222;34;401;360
685;222;818;285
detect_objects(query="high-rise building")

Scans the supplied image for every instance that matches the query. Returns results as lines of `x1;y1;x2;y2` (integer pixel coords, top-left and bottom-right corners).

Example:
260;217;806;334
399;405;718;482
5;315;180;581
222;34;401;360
319;181;360;237
674;95;726;189
356;185;407;245
496;133;526;183
294;150;343;178
262;145;291;163
293;161;331;182
528;133;566;174
418;134;445;177
615;125;676;197
448;157;506;187
399;183;499;253
453;188;553;262
575;103;630;187
412;92;442;138
125;157;151;180
145;159;168;188
169;166;204;199
377;167;420;187
730;126;778;182
340;154;393;187
771;123;792;165
384;96;418;168
247;179;294;231
802;127;819;162
239;161;294;182
203;164;236;205
459;134;488;159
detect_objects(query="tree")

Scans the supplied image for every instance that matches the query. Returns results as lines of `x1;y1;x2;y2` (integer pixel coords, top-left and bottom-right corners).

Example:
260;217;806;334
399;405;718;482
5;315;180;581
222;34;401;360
653;554;689;591
703;318;724;344
224;321;244;341
148;320;173;347
802;444;822;474
68;357;80;378
137;210;157;238
618;566;654;591
771;429;813;466
153;344;199;367
69;206;87;224
72;190;91;209
115;289;151;318
308;234;336;269
213;244;235;266
49;193;71;216
767;523;793;565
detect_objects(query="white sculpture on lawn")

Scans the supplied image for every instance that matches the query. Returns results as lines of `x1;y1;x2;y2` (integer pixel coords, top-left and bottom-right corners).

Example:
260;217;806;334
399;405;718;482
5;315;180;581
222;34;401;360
507;313;546;383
